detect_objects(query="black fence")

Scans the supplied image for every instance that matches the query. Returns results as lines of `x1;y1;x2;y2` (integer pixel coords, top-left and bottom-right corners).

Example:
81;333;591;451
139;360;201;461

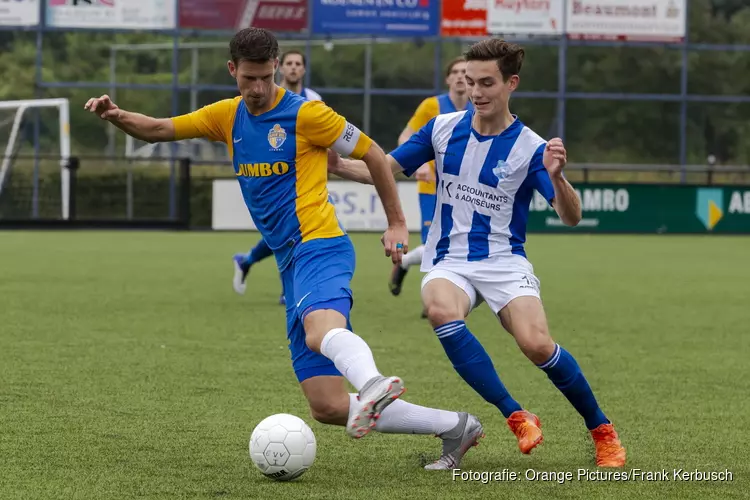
0;155;748;230
0;156;200;229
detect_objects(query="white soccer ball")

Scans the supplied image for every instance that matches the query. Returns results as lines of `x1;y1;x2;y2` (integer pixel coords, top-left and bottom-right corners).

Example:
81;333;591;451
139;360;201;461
249;413;316;481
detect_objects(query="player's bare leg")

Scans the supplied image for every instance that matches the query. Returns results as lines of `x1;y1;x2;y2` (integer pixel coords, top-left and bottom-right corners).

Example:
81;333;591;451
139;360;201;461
500;296;626;467
300;368;482;468
422;277;535;452
300;375;351;425
422;277;470;326
303;309;405;438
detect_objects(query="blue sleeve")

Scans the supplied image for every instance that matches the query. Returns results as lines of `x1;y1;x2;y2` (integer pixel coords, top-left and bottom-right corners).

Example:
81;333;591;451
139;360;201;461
390;118;436;177
527;143;555;205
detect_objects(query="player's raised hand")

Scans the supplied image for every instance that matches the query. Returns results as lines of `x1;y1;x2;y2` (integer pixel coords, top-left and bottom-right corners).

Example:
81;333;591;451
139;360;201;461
381;223;409;265
543;137;567;177
84;95;120;121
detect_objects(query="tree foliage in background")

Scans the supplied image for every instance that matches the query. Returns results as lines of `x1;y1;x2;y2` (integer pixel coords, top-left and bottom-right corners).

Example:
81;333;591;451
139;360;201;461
0;0;747;165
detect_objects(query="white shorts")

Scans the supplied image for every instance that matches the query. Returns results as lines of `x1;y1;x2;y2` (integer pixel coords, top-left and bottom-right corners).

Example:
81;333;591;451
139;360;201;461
420;255;541;314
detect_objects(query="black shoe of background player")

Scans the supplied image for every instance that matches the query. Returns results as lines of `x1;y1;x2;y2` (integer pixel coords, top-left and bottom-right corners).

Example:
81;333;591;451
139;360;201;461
389;263;408;296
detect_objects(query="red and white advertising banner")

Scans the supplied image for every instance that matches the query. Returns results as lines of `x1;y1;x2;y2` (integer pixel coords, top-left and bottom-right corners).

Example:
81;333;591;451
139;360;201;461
566;0;686;41
441;0;487;36
179;0;307;32
487;0;564;36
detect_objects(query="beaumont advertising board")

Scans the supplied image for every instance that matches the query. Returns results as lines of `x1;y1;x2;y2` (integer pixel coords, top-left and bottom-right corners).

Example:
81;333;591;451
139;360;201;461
482;0;685;41
311;0;439;36
566;0;686;41
0;0;38;26
179;0;307;32
487;0;563;36
46;0;175;30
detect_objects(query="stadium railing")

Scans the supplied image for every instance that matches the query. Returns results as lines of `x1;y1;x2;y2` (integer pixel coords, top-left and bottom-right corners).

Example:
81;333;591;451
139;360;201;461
0;155;747;230
0;155;192;229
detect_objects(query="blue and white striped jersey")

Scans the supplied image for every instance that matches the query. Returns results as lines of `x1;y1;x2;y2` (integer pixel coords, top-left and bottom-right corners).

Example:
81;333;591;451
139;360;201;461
391;110;555;268
302;88;322;101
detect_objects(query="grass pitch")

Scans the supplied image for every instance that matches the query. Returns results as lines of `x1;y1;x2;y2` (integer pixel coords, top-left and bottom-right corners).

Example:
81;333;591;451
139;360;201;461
1;231;747;499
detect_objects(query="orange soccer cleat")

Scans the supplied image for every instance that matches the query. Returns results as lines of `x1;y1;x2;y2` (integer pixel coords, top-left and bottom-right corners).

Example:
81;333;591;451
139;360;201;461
506;410;543;454
590;423;626;467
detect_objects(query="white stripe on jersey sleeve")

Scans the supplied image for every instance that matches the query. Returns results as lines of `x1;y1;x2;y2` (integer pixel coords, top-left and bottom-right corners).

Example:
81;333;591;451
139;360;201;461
332;122;362;157
431;111;469;147
507;126;546;169
304;88;323;101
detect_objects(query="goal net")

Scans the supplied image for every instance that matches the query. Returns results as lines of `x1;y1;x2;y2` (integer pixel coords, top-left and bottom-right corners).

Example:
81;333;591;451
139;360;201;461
0;99;71;219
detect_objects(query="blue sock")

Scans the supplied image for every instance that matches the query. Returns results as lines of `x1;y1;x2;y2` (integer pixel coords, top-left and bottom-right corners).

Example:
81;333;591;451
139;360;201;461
246;238;273;267
435;321;522;418
538;344;609;430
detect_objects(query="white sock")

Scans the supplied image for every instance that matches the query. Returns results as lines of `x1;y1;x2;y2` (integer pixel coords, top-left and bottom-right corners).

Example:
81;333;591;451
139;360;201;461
347;394;459;435
400;245;424;270
320;329;381;391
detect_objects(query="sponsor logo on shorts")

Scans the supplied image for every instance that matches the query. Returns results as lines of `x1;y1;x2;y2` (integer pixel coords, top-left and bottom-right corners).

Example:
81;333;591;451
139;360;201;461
519;275;540;292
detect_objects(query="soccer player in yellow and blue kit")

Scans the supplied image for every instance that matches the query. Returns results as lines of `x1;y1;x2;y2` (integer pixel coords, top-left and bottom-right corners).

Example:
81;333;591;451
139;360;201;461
389;58;473;307
84;28;483;469
232;49;324;305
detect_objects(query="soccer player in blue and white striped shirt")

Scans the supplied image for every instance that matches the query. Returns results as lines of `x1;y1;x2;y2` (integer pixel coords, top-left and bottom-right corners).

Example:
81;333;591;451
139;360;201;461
329;38;626;468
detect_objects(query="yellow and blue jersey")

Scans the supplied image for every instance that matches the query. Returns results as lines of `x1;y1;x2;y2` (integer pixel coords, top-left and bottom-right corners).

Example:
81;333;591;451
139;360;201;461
407;93;473;195
171;88;372;269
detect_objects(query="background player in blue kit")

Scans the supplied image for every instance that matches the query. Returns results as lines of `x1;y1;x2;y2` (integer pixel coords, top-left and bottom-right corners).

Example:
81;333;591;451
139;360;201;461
84;28;483;470
329;38;626;468
232;50;324;304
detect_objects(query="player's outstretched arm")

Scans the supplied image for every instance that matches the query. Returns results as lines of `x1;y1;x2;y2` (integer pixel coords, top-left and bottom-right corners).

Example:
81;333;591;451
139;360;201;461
327;149;402;184
543;138;582;226
359;143;410;262
84;95;175;143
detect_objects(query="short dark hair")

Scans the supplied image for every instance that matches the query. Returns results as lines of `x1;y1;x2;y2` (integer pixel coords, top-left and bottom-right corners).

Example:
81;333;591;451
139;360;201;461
229;28;279;64
444;57;465;77
281;50;306;67
464;39;524;81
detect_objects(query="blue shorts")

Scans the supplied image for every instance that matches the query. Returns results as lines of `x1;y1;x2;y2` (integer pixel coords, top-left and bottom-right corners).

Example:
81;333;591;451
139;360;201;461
281;235;355;382
419;193;436;244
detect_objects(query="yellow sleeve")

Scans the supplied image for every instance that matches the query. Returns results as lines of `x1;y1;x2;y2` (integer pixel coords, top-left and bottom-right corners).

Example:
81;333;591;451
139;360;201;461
297;100;372;159
170;97;240;143
406;97;439;132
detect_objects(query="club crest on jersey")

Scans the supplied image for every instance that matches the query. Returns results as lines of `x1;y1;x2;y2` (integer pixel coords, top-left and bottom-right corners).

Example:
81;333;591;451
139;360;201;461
268;124;287;150
493;160;510;181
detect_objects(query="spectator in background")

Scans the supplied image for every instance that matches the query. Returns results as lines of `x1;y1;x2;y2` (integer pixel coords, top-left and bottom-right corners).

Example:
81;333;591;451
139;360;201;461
279;50;322;102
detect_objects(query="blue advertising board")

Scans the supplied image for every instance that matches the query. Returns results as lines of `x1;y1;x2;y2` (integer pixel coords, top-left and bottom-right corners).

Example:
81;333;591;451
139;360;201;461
311;0;439;36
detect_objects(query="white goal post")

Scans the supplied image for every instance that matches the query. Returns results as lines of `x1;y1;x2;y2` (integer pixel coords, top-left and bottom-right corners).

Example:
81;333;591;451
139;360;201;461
0;98;71;219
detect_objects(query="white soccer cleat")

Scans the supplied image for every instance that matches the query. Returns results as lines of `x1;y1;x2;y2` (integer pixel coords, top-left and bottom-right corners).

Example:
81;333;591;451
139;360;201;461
424;412;484;470
232;254;249;295
347;375;406;439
